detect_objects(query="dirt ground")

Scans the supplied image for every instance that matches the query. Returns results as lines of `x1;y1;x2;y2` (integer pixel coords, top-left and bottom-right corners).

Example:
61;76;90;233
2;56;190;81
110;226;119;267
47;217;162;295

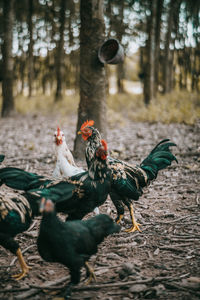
0;114;199;300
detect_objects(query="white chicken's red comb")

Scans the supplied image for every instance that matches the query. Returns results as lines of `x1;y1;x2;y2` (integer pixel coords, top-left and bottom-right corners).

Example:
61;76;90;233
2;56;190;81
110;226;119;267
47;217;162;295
57;126;61;135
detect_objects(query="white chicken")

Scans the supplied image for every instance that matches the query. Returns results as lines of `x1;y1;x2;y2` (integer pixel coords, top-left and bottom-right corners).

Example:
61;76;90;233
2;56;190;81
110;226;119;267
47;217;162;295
53;127;85;178
52;127;100;215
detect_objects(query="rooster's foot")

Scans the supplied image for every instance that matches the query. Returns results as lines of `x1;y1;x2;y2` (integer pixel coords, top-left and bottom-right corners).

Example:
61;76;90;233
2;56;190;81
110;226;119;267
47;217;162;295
85;262;97;285
12;248;32;280
12;265;31;280
125;222;141;233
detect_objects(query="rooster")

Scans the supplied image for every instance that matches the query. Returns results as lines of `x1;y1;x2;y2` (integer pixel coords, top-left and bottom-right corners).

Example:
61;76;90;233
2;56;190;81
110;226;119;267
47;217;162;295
78;120;178;233
38;198;120;299
0;139;110;279
53;127;99;215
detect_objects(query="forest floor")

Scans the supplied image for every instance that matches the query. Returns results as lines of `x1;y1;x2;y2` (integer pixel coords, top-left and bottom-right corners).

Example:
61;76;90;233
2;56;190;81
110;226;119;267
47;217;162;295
0;113;199;300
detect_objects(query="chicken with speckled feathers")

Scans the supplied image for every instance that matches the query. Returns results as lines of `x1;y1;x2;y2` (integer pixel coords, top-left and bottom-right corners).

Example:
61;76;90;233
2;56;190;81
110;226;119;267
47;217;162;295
78;120;178;233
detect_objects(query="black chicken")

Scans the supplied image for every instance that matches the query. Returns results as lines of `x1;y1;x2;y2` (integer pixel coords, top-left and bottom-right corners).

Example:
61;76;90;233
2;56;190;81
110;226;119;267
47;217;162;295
78;121;178;232
38;198;120;299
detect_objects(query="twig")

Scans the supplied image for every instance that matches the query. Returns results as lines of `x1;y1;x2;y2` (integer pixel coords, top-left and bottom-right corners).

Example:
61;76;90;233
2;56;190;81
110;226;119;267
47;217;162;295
196;194;199;206
157;215;200;224
14;276;70;299
170;234;200;239
26;219;37;232
72;276;181;291
1;275;188;296
0;265;15;268
0;287;30;293
162;243;194;247
158;246;187;253
164;282;200;296
178;152;200;157
168;238;200;243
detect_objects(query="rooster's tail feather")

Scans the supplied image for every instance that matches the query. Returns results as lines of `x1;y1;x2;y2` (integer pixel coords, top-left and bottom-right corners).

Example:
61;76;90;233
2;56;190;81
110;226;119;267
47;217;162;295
140;139;177;182
0;167;51;191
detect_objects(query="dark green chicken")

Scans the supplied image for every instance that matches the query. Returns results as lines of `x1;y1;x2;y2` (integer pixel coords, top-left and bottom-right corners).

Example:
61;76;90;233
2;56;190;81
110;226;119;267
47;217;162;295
78;121;178;232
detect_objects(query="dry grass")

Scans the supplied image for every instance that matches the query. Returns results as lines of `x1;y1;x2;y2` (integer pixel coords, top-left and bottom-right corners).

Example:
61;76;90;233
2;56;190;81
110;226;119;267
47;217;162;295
108;90;200;125
0;90;199;125
13;93;79;116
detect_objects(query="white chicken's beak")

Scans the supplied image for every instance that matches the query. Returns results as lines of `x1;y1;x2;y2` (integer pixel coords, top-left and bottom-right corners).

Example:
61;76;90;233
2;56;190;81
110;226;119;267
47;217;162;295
55;135;62;145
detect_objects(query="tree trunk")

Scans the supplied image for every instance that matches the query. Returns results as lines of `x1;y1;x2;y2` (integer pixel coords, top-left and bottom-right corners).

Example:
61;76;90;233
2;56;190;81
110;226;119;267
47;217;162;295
19;58;25;95
154;0;163;96
143;0;156;105
55;0;67;102
117;62;125;93
191;49;197;92
74;0;106;159
28;0;34;98
116;1;125;93
163;0;180;94
1;0;15;117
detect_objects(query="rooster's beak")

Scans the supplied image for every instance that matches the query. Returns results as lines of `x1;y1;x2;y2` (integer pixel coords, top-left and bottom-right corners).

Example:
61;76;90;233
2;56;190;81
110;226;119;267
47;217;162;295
77;131;82;135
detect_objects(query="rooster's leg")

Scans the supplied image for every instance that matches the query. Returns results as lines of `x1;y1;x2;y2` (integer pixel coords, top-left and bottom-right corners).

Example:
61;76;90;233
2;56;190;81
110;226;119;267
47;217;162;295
12;248;31;280
116;214;124;224
85;261;96;285
125;204;141;233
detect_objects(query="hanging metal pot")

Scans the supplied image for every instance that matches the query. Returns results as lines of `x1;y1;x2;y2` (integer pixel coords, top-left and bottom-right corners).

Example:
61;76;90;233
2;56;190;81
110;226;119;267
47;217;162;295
98;38;124;64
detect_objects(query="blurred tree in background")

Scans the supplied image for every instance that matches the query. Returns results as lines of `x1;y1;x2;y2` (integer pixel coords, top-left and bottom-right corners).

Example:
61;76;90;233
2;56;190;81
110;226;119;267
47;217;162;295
1;0;15;117
0;0;199;119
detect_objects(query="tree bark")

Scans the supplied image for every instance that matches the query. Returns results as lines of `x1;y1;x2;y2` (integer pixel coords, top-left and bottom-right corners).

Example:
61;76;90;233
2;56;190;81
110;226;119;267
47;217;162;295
117;62;125;93
1;0;15;117
163;0;180;94
74;0;106;159
55;0;67;102
116;1;125;93
154;0;163;96
28;0;34;97
143;0;156;105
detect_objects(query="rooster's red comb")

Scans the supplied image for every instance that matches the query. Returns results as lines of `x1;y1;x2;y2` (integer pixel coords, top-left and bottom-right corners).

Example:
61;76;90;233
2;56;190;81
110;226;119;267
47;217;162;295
57;126;61;135
80;120;94;131
101;139;108;151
